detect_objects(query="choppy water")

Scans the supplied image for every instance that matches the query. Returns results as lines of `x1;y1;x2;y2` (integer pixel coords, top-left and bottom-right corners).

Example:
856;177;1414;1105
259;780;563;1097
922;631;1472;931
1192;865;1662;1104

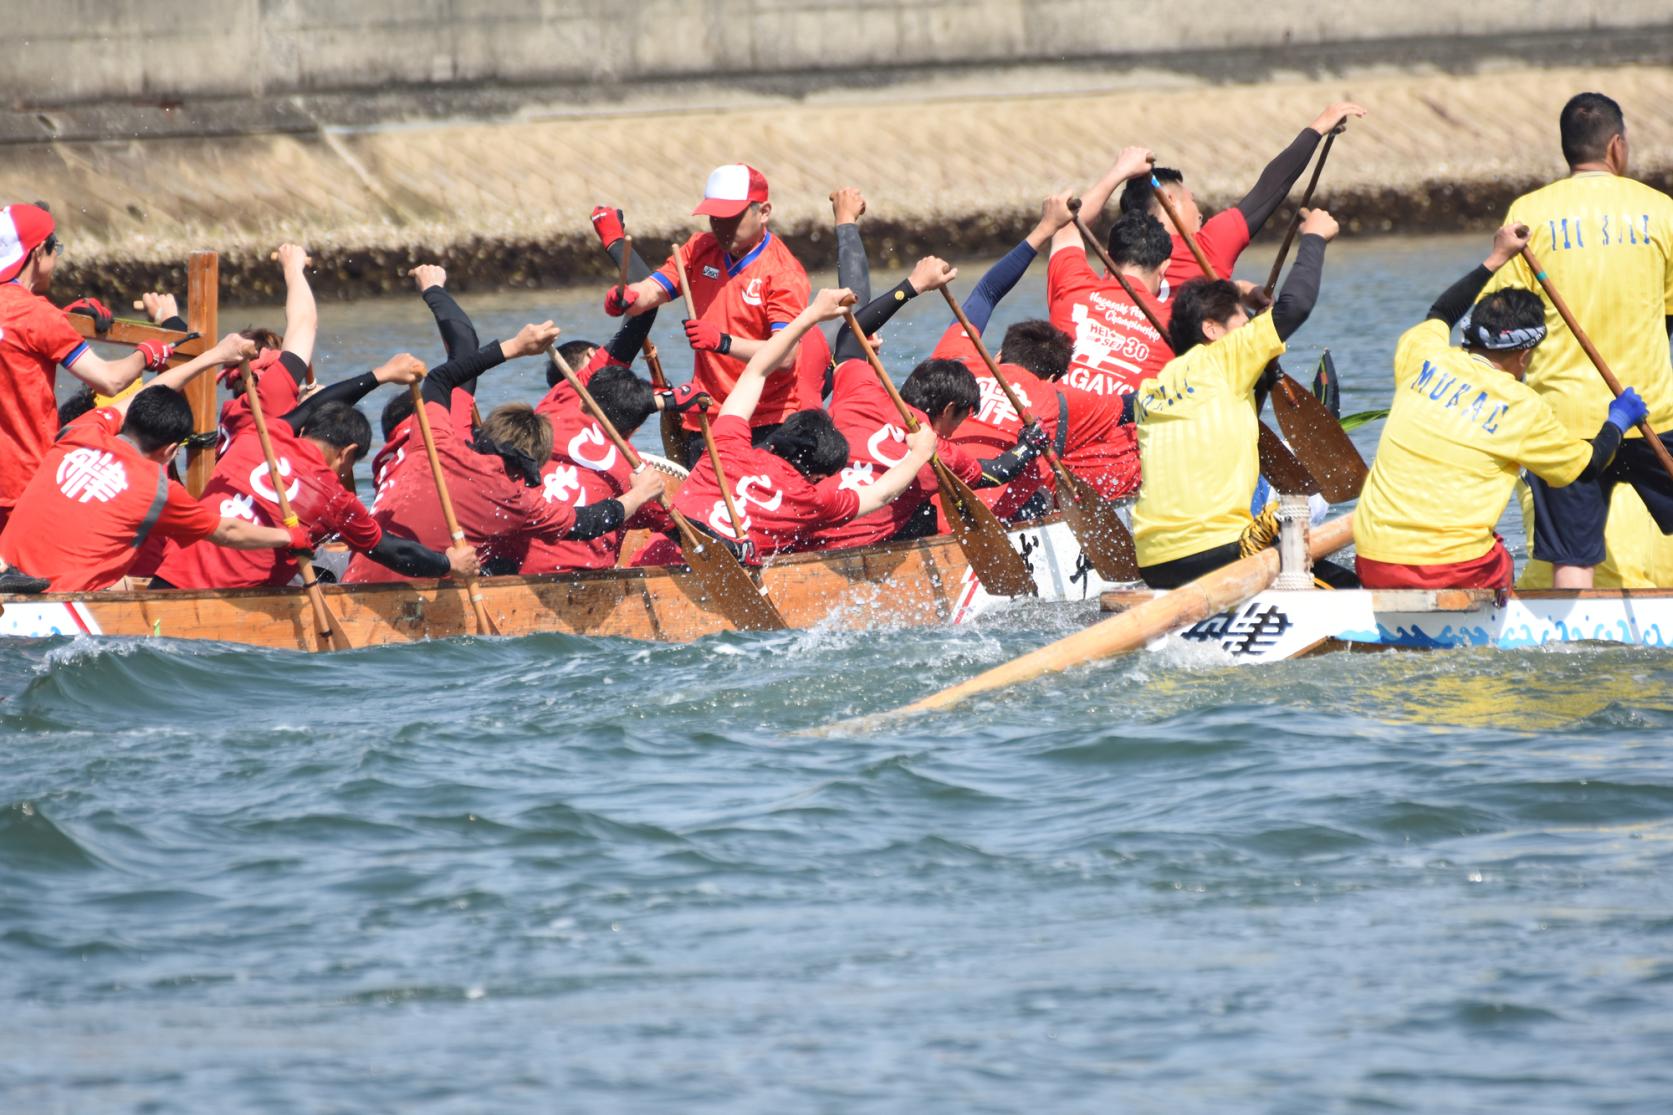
10;234;1673;1112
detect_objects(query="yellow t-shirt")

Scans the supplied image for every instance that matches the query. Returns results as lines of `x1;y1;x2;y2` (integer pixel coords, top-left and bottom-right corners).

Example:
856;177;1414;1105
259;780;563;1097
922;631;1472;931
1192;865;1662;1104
1355;319;1592;565
1482;172;1673;437
1132;312;1281;566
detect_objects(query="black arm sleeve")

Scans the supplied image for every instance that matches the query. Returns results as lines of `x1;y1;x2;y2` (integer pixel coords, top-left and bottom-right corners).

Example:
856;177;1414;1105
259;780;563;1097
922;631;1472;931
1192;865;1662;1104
422;341;509;407
1236;128;1322;234
603;310;657;367
280;369;378;432
972;449;1030;488
160;314;189;332
422;287;480;362
833;278;919;364
836;223;871;305
1575;421;1625;483
606;239;653;283
363;533;452;578
276;350;309;390
568;499;626;540
1427;264;1495;328
1271;234;1327;341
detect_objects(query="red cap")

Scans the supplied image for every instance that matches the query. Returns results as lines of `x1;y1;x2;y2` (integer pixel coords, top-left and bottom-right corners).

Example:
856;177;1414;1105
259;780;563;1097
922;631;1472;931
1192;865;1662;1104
693;164;769;218
0;204;55;283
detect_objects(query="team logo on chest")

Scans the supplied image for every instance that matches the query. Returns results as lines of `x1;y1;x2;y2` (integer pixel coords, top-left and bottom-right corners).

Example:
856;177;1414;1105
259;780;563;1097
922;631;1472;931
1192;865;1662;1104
741;277;765;307
56;448;129;503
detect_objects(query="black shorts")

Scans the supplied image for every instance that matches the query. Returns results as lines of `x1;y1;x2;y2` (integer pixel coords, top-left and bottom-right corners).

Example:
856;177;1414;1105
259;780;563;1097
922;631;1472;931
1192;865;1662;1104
1527;433;1673;567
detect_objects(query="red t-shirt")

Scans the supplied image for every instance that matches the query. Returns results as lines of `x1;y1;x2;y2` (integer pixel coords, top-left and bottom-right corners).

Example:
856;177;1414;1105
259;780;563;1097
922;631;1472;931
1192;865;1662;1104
1047;247;1174;397
931;323;1052;519
807;358;981;550
368;387;475;512
669;413;858;557
217;350;303;452
652;230;810;430
522;352;671;572
155;418;383;588
1160;207;1251;295
0;408;218;591
342;399;575;584
1054;382;1141;499
0;282;94;512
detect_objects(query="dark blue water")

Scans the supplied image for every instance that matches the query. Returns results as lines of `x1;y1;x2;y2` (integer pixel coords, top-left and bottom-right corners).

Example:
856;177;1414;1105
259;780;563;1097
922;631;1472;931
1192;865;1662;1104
8;234;1673;1112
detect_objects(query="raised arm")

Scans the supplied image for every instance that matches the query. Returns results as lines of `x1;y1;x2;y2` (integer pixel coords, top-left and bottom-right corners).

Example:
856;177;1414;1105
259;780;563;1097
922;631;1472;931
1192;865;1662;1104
1429;224;1529;327
963;192;1074;332
831;187;871;305
417;321;559;407
1270;209;1337;341
720;288;853;423
1057;146;1156;255
275;244;318;367
1235;103;1366;234
833;257;957;364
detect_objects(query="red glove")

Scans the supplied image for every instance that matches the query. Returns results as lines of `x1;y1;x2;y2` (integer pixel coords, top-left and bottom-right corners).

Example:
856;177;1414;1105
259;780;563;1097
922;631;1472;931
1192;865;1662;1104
590;206;626;248
285;524;313;551
64;296;113;334
656;383;711;414
683;318;732;355
136;340;175;370
604;283;638;318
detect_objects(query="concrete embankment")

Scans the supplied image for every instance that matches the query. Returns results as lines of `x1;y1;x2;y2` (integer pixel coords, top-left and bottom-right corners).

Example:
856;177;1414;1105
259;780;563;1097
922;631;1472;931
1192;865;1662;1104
5;4;1670;300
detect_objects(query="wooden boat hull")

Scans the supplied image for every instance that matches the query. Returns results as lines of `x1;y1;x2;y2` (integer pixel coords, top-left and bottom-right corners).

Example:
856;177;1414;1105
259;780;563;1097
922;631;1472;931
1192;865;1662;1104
1100;587;1673;662
0;517;1120;650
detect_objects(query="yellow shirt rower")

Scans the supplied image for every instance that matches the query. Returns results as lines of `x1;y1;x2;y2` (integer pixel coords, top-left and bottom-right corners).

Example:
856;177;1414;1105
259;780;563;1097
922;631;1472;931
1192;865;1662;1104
1355;224;1646;590
1480;91;1673;587
1132;207;1350;587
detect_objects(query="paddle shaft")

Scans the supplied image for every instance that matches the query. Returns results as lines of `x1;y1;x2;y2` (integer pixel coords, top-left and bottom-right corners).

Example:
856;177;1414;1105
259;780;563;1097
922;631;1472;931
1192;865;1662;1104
1070;210;1170;338
1521;245;1673;483
1263;128;1339;296
406;379;498;636
672;241;700;320
1151;175;1217;279
237;358;350;651
697;408;751;545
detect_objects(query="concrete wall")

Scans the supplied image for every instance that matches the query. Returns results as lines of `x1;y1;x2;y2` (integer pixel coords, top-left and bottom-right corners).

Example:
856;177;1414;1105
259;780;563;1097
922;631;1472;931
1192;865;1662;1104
11;1;1673;107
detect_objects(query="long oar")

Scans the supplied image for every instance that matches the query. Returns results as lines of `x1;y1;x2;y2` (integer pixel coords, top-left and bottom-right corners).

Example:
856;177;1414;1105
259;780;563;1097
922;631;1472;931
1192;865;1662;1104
1149;173;1367;500
406;376;499;636
1523;245;1673;483
842;308;1036;597
1262;125;1343;297
831;513;1354;728
694;403;753;549
1072;199;1319;497
238;359;352;652
940;288;1140;582
548;349;787;631
618;234;688;461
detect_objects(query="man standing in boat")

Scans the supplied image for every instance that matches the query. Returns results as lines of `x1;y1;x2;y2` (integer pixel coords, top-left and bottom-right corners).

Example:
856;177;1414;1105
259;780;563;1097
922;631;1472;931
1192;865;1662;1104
1482;92;1673;588
1355;224;1647;589
599;166;818;461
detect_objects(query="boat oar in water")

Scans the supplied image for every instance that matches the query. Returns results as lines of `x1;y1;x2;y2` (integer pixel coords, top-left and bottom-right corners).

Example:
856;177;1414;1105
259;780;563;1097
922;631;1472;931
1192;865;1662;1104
613;233;687;462
406;373;500;636
238;358;353;652
547;349;788;632
1073;198;1319;497
825;513;1354;730
939;286;1140;583
1148;173;1367;501
841;308;1037;597
1521;244;1673;484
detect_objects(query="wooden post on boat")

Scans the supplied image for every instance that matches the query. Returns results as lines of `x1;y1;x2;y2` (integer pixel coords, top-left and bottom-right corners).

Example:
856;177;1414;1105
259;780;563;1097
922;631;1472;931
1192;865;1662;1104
185;251;219;497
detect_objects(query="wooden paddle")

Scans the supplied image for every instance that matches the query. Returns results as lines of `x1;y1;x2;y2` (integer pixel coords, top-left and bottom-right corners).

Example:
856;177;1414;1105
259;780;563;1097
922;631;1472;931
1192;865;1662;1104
617;234;688;461
694;403;752;549
1148;174;1367;500
939;287;1140;582
1522;244;1673;483
237;358;352;652
1262;124;1343;297
547;349;787;632
1069;199;1319;497
406;375;500;636
834;513;1354;727
841;308;1037;597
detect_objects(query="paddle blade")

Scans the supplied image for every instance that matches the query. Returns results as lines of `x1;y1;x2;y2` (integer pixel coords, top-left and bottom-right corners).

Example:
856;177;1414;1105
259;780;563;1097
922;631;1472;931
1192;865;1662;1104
1272;375;1368;502
1257;421;1322;496
658;411;688;464
670;510;788;631
1052;465;1140;582
302;574;354;652
933;460;1036;597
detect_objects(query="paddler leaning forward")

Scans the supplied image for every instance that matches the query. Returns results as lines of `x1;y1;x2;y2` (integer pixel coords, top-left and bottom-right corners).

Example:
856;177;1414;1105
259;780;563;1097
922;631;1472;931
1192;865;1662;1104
1130;206;1354;588
1353;223;1647;590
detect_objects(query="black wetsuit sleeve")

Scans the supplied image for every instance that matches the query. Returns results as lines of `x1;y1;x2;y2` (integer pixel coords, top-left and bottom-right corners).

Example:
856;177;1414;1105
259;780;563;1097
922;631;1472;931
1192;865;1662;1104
276;351;309;390
833;278;918;363
568;499;626;540
280;368;379;432
422;341;509;407
363;533;452;578
1427;264;1495;328
836;223;871;306
603;311;657;367
1236;128;1322;234
606;239;653;283
160;315;189;332
1576;421;1625;483
1271;234;1327;341
422;287;480;361
973;449;1029;488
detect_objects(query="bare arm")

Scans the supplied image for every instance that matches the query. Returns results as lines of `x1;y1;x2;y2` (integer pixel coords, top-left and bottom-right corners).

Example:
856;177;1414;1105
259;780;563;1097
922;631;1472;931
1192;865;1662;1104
275;243;318;366
718;288;853;423
206;518;294;550
623;275;675;317
64;349;145;396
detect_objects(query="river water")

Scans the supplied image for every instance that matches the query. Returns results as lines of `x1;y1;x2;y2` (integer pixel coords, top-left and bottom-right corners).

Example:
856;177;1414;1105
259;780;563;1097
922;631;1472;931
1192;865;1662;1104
6;234;1673;1112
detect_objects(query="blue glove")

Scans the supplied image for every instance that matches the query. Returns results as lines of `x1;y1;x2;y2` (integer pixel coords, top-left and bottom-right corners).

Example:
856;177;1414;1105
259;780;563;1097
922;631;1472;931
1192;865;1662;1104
1607;387;1648;433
